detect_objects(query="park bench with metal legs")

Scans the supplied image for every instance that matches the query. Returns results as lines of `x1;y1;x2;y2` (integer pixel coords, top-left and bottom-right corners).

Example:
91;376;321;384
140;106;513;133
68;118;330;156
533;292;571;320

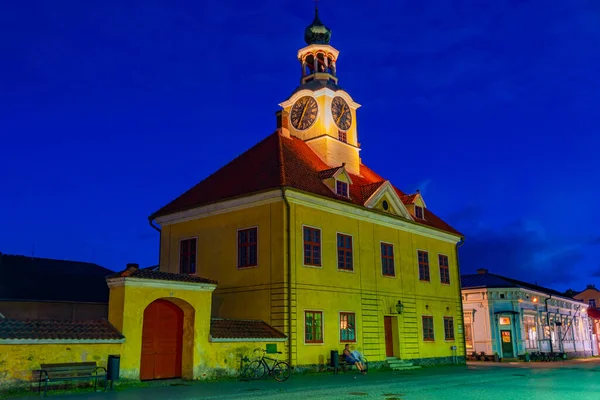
38;362;107;396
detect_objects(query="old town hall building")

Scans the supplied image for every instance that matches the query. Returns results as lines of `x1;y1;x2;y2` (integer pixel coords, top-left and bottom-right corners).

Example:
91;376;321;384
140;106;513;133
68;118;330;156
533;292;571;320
149;7;465;368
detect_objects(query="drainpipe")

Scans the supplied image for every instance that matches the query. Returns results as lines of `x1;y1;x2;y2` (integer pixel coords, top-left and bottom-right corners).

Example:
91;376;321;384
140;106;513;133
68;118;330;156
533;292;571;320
545;295;553;353
281;188;293;366
455;237;466;363
149;219;162;267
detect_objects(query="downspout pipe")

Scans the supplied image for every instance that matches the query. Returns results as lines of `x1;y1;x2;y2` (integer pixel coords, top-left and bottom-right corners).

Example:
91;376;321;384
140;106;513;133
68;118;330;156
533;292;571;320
281;188;293;366
149;219;162;267
455;237;466;363
545;295;553;353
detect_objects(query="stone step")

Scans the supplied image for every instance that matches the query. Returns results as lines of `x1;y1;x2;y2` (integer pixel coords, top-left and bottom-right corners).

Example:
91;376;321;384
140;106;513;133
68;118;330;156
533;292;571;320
390;365;422;371
387;361;414;366
386;359;413;365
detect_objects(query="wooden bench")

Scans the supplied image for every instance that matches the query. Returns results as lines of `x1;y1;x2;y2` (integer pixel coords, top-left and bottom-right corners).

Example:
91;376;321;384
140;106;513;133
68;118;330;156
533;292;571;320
38;362;107;396
335;354;368;374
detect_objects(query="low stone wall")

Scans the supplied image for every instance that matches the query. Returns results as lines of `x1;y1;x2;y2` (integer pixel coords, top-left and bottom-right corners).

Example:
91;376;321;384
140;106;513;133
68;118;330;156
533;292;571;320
0;343;121;391
196;341;288;379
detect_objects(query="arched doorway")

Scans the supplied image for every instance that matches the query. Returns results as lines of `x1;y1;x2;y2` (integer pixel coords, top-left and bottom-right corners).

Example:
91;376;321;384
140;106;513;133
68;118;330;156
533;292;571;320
140;299;183;380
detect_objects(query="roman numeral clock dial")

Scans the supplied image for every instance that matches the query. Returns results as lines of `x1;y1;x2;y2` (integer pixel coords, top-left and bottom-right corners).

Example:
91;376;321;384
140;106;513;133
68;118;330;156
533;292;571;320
290;96;318;130
331;96;352;131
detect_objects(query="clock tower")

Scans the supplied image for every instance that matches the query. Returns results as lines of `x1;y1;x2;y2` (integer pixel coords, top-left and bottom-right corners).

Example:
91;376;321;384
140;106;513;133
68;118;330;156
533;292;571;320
278;5;362;176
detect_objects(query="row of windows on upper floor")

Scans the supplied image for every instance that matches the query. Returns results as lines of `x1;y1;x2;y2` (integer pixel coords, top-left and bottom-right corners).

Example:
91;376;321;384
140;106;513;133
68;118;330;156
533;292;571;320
178;226;451;285
305;310;456;344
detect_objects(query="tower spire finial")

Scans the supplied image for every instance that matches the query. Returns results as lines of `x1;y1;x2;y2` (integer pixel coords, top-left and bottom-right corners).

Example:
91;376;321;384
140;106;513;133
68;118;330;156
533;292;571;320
304;0;331;45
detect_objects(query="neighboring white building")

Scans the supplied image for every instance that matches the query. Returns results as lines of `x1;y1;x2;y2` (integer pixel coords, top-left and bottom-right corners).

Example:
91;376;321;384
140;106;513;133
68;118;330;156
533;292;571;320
462;269;596;358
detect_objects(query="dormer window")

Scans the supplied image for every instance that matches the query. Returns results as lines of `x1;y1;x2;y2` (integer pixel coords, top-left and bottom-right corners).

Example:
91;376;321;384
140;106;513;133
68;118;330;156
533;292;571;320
415;205;424;219
336;181;348;197
338;130;347;143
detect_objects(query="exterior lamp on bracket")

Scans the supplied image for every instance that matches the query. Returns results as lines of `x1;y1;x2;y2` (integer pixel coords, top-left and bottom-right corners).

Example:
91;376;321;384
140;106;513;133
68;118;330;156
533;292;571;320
396;300;404;314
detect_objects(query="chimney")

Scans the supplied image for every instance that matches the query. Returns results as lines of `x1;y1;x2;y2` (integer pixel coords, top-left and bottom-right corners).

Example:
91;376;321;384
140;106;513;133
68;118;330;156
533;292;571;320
276;110;290;138
126;263;139;270
477;268;488;275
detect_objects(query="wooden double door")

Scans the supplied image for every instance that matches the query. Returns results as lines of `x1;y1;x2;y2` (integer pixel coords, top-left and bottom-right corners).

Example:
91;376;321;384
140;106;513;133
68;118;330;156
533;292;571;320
140;300;184;381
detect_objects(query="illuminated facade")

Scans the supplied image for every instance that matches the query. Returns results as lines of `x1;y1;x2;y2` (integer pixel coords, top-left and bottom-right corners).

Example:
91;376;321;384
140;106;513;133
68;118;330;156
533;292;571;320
150;7;465;368
462;269;596;358
573;285;600;354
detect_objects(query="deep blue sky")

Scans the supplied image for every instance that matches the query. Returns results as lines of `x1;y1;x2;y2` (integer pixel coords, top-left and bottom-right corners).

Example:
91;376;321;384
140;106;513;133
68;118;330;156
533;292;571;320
1;1;599;292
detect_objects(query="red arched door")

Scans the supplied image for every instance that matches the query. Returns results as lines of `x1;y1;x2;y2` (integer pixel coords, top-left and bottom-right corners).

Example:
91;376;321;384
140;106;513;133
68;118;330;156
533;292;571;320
140;300;183;380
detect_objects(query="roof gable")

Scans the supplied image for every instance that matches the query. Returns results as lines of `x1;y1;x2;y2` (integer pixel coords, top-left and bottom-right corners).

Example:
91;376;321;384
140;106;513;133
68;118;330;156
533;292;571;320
363;181;412;220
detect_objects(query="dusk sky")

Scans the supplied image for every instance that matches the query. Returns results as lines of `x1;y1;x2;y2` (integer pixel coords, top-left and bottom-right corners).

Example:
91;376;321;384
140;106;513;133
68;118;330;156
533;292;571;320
1;0;599;292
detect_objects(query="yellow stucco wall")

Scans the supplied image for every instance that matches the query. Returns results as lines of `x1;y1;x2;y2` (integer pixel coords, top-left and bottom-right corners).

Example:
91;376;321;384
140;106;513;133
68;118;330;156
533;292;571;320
107;280;214;380
0;343;121;389
203;342;286;379
157;191;464;368
291;202;464;366
159;201;286;336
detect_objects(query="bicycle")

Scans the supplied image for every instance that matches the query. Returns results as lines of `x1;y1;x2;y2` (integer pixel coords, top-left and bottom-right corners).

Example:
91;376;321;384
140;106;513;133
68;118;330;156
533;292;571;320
246;349;291;382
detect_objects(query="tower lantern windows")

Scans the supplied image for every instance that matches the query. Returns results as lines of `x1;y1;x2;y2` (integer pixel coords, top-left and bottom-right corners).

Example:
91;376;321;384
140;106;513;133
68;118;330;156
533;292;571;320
300;51;337;83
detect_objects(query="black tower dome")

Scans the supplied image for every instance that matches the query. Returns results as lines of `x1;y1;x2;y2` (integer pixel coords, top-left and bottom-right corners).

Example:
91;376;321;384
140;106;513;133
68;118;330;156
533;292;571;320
304;6;332;45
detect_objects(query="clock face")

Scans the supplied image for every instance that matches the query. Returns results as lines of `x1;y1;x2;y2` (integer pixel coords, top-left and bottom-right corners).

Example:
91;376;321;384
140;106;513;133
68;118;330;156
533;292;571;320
331;96;352;131
290;96;318;130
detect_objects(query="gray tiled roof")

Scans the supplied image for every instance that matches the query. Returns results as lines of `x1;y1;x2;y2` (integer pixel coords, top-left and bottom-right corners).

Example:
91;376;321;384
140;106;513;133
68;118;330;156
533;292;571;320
0;253;112;303
461;272;569;299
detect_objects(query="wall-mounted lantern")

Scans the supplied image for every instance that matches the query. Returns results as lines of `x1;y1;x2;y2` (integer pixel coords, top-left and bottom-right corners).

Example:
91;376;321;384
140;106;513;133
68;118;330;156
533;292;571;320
396;300;404;314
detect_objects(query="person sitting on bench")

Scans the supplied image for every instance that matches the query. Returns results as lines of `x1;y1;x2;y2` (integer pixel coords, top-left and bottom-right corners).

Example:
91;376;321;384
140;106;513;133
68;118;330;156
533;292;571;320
343;344;366;374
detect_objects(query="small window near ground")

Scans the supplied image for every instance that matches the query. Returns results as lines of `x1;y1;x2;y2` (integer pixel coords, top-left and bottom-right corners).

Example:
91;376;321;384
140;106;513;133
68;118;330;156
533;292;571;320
444;317;454;340
465;323;473;349
179;238;197;274
340;312;356;342
336;181;349;197
422;316;434;341
305;310;323;343
590;299;596;308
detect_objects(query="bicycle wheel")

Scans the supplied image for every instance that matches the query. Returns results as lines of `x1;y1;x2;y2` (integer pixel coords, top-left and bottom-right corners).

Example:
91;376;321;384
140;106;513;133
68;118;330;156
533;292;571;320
246;360;266;380
272;361;291;382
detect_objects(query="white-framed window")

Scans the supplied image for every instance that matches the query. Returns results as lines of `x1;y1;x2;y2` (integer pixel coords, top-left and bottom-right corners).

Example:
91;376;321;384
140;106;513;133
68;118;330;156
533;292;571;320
303;226;322;267
524;315;538;349
339;312;356;342
304;310;324;344
336;180;349;197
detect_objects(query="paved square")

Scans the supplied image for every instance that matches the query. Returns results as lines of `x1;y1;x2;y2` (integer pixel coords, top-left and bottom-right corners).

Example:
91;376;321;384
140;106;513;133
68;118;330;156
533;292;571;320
9;360;600;400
